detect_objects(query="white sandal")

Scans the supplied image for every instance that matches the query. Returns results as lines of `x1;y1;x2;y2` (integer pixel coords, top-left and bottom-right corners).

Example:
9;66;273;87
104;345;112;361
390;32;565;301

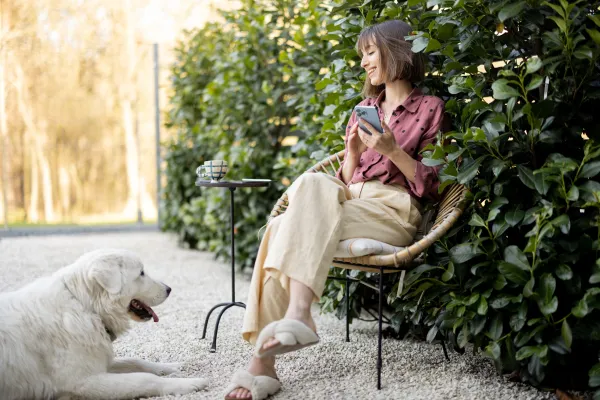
224;370;281;400
254;319;319;359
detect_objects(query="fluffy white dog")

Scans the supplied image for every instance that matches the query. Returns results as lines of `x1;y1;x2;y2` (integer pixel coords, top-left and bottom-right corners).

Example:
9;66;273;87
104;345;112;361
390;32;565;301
0;248;208;400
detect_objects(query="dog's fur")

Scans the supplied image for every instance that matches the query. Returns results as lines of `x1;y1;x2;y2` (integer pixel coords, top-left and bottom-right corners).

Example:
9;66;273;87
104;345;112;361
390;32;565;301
0;248;208;400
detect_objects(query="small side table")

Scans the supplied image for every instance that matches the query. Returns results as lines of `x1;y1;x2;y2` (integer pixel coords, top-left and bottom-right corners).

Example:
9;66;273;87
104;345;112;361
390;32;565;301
195;179;271;352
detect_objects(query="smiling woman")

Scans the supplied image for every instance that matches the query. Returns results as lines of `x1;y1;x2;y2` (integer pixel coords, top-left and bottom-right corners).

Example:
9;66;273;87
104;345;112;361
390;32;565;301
225;19;450;400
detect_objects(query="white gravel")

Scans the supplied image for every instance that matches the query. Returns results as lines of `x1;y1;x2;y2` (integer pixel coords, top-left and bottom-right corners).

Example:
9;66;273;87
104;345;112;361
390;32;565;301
0;231;553;399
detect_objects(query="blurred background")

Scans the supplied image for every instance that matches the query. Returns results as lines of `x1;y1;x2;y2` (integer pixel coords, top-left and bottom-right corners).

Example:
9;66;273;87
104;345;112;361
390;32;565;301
0;0;238;229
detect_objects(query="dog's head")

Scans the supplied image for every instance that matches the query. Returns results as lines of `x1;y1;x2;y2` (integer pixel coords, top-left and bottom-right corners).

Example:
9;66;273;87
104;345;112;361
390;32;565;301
67;249;171;326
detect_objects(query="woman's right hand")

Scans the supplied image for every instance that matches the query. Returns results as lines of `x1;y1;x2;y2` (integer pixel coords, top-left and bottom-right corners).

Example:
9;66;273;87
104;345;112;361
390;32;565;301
347;121;367;159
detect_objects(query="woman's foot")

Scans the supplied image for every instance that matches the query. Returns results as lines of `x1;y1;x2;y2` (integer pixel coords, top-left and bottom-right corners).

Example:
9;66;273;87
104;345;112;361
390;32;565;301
226;356;278;399
258;312;317;354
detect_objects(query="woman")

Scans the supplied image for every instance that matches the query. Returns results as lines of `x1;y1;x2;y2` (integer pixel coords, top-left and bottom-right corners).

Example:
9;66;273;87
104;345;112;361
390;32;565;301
225;19;447;400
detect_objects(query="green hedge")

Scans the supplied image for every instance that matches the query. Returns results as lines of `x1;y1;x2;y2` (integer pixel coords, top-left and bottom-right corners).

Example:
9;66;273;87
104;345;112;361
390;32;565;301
163;0;600;393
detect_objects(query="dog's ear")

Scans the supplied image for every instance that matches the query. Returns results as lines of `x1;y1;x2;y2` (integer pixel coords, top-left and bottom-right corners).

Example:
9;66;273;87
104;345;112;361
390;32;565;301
89;260;122;294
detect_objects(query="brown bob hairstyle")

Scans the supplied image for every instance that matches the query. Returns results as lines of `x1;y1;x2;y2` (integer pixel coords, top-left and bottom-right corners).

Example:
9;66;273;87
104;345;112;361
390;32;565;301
356;20;426;98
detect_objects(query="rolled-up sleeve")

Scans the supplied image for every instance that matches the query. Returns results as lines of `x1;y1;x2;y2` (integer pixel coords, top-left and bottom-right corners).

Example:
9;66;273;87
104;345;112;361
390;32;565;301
407;109;448;200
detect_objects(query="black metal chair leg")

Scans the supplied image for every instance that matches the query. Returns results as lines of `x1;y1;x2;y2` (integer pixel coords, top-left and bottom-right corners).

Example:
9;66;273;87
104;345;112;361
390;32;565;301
201;302;231;339
209;303;241;352
441;339;450;361
346;270;350;343
377;267;383;390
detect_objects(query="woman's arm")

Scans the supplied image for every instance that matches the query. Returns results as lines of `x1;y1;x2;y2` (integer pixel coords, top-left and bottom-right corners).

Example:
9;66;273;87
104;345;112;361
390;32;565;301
386;146;417;184
341;152;360;184
340;122;365;184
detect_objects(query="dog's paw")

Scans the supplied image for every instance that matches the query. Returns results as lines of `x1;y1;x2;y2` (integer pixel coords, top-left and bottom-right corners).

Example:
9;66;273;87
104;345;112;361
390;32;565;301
155;362;183;375
164;377;208;395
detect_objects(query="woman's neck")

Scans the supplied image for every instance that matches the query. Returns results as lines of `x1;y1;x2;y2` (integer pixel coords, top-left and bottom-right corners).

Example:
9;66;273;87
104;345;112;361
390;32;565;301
383;79;413;108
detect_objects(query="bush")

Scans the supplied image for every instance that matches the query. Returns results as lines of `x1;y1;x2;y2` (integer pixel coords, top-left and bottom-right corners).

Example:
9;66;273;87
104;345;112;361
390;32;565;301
163;0;600;393
318;0;600;392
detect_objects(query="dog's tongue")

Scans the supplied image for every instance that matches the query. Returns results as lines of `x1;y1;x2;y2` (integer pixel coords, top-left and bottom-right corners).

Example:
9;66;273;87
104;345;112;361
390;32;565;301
141;302;159;322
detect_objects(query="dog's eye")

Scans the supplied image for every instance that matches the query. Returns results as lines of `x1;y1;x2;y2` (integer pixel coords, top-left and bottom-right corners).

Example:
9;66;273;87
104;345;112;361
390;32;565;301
140;270;145;276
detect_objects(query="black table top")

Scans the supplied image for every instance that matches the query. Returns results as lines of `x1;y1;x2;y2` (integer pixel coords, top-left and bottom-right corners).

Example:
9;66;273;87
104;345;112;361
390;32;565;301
195;179;271;188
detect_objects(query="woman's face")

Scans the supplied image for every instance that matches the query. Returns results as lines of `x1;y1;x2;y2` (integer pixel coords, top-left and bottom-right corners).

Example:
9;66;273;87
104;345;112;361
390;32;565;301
360;40;384;86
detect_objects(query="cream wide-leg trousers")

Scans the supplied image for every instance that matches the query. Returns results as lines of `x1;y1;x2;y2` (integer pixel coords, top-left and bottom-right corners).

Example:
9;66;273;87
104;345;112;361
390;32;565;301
241;173;422;344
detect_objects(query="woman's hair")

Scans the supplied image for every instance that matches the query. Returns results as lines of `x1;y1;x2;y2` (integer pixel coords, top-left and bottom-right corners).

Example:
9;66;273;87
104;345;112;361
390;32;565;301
356;20;426;98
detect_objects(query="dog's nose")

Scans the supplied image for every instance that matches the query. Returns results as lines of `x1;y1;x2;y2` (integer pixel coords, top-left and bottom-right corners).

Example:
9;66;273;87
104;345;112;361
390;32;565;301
166;285;172;296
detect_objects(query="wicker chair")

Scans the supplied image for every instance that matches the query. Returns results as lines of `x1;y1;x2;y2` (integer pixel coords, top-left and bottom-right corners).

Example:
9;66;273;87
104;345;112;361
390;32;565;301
268;150;469;389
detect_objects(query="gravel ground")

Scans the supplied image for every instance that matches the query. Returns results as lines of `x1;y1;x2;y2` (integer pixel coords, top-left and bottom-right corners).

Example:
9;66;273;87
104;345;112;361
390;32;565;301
0;231;554;400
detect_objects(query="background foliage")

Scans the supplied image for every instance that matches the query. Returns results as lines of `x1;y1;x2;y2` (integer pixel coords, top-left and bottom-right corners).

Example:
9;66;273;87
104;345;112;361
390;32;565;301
163;0;600;393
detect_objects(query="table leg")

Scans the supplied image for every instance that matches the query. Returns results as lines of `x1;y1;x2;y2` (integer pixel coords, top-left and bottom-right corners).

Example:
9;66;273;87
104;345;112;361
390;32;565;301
209;302;246;352
230;187;236;303
201;187;245;352
201;302;233;339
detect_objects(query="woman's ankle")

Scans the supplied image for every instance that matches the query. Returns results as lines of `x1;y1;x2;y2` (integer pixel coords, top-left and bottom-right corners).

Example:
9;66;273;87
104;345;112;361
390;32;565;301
248;355;276;375
283;310;316;332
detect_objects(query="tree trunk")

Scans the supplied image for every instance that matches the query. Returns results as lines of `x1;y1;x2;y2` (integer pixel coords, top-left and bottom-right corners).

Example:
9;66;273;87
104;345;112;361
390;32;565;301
121;0;141;221
0;11;9;228
0;60;7;227
59;165;70;219
37;123;55;222
12;54;54;223
28;147;39;223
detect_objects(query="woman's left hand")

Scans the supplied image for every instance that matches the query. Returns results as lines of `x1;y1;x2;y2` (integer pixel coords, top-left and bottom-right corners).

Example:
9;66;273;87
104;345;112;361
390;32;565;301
357;119;398;157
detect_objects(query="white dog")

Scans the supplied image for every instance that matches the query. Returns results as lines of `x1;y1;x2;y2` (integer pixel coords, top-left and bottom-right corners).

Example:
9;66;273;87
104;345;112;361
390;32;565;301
0;248;208;400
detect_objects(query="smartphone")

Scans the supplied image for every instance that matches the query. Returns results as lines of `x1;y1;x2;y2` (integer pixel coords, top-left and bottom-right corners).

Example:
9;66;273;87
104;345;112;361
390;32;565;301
354;105;383;135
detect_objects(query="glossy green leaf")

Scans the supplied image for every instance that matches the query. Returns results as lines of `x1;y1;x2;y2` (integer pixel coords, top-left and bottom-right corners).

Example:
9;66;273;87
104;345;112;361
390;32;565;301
524;277;535;297
506;210;525;226
588;14;600;28
548;16;567;33
450;243;484;264
504;246;531;271
587;29;600;45
556;264;573;280
442;262;455;282
526;75;544;91
488;314;503;341
457;158;483;184
562;320;572;348
517;166;536;190
581;161;600;178
469;214;487;227
499;262;530;285
498;1;526;22
492;79;520;100
478;296;488;315
526;56;543;75
412;37;429;53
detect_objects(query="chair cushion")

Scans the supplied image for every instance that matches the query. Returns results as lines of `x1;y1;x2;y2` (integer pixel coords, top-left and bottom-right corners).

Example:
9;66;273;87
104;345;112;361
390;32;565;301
334;238;404;258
